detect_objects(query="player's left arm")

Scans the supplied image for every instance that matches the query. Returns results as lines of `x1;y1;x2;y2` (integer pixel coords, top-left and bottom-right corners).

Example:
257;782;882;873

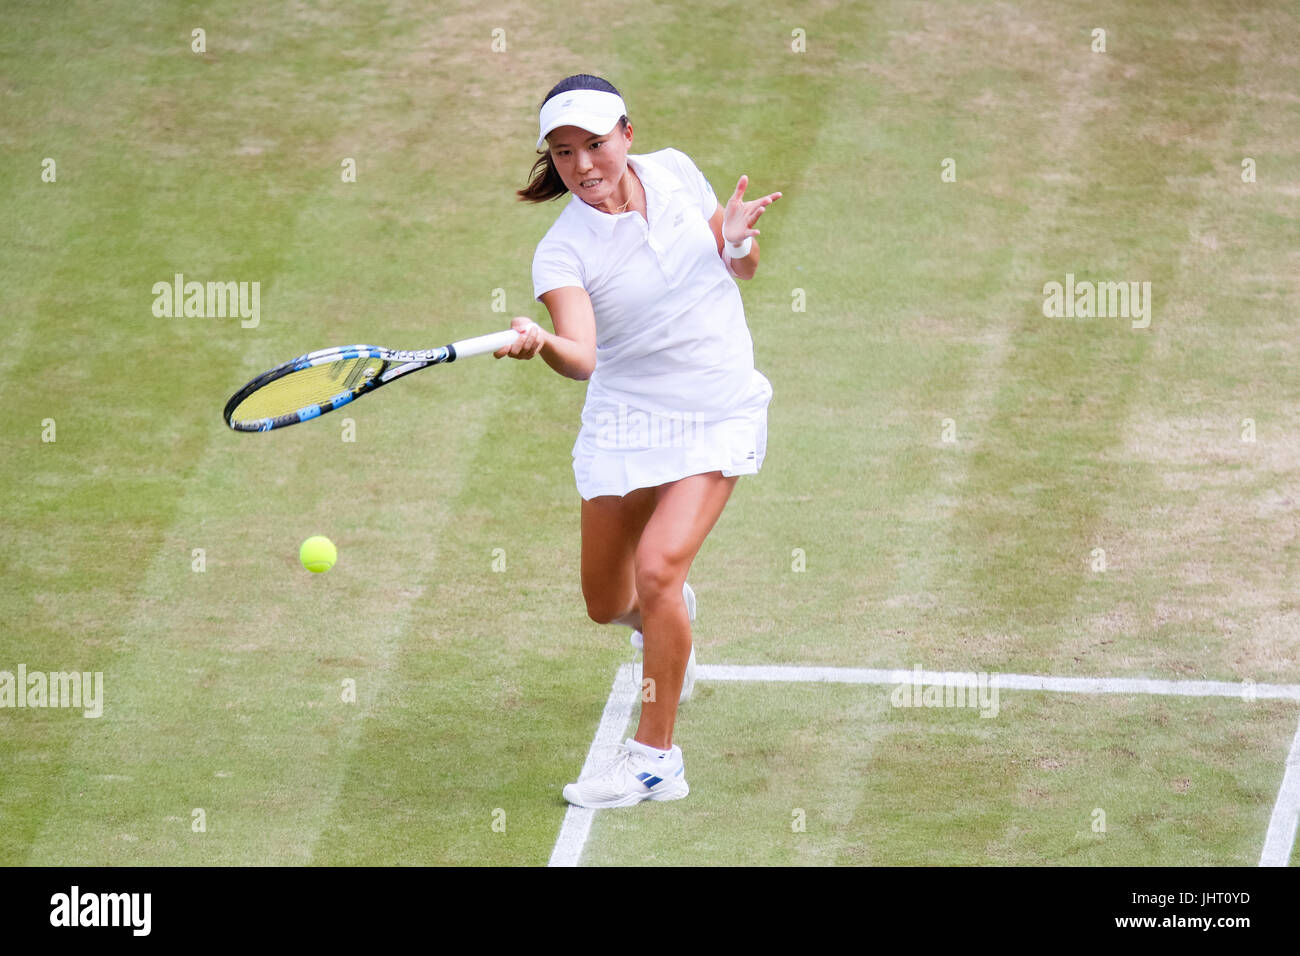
708;205;746;279
709;175;781;281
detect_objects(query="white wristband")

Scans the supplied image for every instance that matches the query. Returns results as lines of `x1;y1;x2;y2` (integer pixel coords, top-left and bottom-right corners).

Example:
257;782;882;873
725;236;753;259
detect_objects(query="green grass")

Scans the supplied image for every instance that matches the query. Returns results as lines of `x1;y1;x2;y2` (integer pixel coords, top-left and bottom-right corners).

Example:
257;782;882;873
2;0;1297;865
583;687;1294;866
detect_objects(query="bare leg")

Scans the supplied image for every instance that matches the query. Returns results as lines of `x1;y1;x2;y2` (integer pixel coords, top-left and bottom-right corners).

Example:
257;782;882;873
579;486;656;628
632;472;737;749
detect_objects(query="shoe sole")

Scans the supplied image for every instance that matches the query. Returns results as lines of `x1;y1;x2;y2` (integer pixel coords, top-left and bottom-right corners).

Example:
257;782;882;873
679;646;696;703
562;780;690;809
680;582;697;703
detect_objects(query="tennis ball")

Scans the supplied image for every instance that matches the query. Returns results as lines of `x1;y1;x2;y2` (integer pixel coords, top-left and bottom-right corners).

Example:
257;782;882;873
299;535;337;573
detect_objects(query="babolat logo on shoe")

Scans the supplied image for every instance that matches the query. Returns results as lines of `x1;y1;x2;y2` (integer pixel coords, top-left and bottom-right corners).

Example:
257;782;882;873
635;772;664;789
49;886;151;936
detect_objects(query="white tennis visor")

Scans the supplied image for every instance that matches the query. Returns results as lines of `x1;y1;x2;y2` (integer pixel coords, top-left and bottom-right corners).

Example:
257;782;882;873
536;90;627;150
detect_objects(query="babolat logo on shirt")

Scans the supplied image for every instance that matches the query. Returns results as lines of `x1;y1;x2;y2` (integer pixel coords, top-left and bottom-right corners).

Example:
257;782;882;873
49;886;151;936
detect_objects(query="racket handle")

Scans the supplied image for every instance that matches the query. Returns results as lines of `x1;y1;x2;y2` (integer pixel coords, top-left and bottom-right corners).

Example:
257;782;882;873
451;329;521;360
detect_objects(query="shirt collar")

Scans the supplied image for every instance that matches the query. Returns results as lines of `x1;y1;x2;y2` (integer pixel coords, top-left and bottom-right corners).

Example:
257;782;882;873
566;153;661;239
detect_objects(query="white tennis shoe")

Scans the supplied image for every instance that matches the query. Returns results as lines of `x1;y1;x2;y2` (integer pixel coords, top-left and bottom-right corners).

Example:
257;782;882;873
629;581;697;702
562;738;689;808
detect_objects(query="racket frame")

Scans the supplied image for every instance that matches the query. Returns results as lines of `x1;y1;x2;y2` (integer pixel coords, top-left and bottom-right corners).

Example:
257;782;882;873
223;329;518;432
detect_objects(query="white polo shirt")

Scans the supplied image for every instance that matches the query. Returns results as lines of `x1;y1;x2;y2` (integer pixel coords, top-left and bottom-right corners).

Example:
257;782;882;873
532;148;759;423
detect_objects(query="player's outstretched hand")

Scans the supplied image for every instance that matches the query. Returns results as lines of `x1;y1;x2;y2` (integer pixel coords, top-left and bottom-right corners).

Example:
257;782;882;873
723;175;782;244
494;315;545;359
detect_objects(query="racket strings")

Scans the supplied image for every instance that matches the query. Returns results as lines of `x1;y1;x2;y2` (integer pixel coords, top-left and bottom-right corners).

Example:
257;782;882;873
228;356;387;423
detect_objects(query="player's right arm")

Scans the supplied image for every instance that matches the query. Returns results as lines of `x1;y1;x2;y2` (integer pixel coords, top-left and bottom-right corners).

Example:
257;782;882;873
496;286;597;381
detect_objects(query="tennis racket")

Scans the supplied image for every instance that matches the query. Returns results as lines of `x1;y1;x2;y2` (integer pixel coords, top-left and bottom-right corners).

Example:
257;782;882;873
223;328;520;432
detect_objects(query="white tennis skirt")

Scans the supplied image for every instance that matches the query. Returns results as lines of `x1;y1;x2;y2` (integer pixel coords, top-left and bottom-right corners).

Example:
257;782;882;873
572;370;773;500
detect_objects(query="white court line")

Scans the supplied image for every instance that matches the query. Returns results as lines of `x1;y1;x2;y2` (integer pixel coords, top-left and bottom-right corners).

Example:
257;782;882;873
1260;713;1300;867
548;663;640;868
700;665;1300;701
549;664;1300;867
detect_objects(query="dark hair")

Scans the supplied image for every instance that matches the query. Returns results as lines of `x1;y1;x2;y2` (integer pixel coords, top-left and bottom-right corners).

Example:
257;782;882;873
517;74;628;204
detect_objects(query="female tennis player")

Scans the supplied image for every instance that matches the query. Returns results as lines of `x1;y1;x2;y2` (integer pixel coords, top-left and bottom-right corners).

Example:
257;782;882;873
501;74;780;807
